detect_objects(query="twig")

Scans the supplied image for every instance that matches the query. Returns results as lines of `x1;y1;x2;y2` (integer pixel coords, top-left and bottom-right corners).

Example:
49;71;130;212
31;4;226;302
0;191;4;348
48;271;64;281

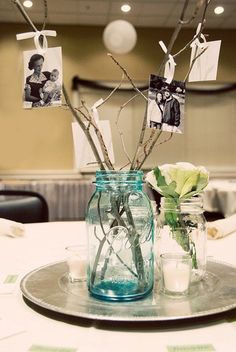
184;46;208;82
173;1;211;58
108;53;147;102
76;101;114;170
114;80;138;164
134;129;157;169
116;89;148;127
136;130;162;170
12;0;37;31
12;0;213;174
120;130;172;170
181;0;206;25
118;130;132;164
130;1;203;170
158;0;209;75
130;103;148;170
63;86;106;170
96;73;125;108
133;0;211;170
12;0;109;171
41;0;48;31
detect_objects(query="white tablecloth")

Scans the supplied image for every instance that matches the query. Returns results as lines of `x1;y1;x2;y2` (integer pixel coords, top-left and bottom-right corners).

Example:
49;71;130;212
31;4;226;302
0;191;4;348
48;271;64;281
0;222;236;352
203;179;236;217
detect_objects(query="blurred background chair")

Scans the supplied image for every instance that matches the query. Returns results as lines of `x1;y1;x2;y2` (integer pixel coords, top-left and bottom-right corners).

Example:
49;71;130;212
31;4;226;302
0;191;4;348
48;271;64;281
0;190;49;223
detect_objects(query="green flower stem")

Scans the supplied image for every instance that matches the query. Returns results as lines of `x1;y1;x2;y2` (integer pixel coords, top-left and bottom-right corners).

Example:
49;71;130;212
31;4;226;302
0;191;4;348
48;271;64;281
164;197;198;269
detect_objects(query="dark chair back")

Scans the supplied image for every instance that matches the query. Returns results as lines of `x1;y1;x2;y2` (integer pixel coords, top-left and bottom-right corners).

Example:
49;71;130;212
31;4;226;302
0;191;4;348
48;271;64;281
0;190;49;223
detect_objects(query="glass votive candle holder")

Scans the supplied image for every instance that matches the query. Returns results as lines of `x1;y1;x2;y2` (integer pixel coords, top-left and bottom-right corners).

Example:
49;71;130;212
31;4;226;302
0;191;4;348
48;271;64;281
65;245;87;283
160;253;192;297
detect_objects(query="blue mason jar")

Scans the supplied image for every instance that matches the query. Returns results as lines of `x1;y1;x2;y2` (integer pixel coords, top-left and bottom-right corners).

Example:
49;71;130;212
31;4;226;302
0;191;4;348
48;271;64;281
86;170;154;301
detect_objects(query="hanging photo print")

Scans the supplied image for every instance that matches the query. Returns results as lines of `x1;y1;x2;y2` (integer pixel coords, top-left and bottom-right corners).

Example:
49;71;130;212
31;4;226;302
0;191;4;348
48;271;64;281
23;47;62;109
188;40;221;82
147;74;185;134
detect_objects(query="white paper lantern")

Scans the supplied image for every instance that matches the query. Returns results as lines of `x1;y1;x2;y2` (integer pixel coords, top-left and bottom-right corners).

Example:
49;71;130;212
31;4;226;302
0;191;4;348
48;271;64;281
103;20;137;54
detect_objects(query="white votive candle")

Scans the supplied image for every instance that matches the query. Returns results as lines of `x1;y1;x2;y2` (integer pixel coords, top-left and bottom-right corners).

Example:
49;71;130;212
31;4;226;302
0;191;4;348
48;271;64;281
67;256;87;281
163;262;190;291
161;253;192;296
65;245;87;282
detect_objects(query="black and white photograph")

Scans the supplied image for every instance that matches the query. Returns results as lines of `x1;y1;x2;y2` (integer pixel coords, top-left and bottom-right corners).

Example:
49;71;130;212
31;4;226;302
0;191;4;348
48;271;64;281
147;74;185;133
23;47;62;109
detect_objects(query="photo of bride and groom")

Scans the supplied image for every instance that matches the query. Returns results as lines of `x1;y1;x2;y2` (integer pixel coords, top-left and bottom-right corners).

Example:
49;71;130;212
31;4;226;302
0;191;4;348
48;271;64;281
147;74;185;134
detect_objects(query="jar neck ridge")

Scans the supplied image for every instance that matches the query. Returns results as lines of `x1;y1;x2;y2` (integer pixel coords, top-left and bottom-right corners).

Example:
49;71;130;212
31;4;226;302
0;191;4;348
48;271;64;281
95;170;143;191
160;196;204;213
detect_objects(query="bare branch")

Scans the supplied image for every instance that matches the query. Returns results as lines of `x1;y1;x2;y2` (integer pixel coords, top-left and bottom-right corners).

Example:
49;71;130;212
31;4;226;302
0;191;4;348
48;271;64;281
130;105;148;170
180;0;206;25
12;0;37;31
156;132;174;147
136;130;162;170
119;131;132;164
136;132;174;169
173;27;205;58
108;53;147;101
97;74;125;108
41;0;48;31
173;1;211;58
112;85;149;171
158;0;210;75
77;101;115;170
113;77;144;165
116;89;148;128
12;0;110;171
12;0;214;173
63;86;105;170
115;110;132;165
184;45;208;82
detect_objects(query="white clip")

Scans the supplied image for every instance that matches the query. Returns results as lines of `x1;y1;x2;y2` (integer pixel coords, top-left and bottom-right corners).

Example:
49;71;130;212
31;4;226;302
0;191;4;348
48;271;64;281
190;23;207;49
91;98;103;125
159;41;176;84
16;30;57;54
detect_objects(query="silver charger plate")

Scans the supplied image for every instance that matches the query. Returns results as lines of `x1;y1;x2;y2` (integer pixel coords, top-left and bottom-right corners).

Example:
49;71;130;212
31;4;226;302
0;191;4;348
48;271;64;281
20;260;236;322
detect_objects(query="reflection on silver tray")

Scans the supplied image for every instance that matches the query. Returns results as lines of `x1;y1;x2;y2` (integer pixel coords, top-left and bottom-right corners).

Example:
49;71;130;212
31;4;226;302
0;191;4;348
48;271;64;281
20;260;236;322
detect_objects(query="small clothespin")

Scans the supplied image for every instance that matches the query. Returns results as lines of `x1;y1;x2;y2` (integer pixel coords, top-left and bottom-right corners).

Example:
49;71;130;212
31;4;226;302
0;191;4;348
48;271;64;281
91;98;104;126
159;40;176;84
190;23;207;51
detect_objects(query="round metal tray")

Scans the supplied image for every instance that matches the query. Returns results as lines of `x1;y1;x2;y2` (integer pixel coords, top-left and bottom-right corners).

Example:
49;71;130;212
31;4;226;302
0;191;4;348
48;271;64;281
20;260;236;322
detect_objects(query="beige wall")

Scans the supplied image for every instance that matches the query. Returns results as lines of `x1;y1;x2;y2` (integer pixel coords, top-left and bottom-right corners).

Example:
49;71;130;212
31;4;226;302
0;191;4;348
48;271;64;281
0;23;236;175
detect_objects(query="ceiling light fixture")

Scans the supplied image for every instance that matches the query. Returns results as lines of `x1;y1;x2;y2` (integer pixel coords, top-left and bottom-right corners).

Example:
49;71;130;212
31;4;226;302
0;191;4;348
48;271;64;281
23;0;33;8
214;6;224;15
121;4;131;13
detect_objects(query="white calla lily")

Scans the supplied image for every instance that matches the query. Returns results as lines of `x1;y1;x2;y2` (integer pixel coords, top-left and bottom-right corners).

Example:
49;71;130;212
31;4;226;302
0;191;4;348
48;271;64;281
146;162;209;199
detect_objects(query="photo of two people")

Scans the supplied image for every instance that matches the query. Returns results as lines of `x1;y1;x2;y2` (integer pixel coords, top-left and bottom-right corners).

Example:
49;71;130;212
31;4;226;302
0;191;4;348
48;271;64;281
147;74;185;134
23;47;62;109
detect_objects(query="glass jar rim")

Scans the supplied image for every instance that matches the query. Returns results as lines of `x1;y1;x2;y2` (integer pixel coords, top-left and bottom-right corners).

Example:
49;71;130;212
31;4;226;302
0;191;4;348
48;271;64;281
95;170;143;175
160;195;203;203
160;195;204;211
160;253;192;261
94;170;144;185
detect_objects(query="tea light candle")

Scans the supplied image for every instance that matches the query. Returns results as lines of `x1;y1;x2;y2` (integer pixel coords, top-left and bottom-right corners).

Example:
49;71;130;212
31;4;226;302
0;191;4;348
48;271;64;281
67;256;87;281
65;245;87;282
160;253;192;296
163;262;191;292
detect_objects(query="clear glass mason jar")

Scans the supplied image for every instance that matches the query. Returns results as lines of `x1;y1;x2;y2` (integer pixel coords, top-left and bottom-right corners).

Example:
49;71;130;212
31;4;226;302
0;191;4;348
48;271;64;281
86;170;154;301
156;196;207;282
